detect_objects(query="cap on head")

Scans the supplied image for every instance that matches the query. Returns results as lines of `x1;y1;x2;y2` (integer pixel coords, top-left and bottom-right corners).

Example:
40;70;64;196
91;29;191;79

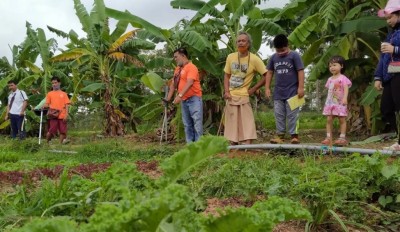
378;0;400;17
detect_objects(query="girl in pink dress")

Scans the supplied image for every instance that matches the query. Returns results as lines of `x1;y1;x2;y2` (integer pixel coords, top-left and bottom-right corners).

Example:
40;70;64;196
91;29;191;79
321;56;352;146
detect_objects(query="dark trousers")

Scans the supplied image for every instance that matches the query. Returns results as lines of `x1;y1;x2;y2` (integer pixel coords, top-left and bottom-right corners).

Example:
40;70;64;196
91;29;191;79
9;114;25;139
381;75;400;143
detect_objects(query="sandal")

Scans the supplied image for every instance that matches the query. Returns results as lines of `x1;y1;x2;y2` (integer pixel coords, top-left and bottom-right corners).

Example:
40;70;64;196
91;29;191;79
270;137;284;144
334;138;348;147
321;137;332;145
290;137;300;144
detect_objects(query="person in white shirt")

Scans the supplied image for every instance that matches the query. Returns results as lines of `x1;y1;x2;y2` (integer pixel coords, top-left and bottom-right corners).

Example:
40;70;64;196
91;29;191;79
5;80;28;139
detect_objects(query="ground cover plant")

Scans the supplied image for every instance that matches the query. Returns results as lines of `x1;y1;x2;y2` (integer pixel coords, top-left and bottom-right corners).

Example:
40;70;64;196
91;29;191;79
0;107;399;232
0;136;311;231
0;131;400;231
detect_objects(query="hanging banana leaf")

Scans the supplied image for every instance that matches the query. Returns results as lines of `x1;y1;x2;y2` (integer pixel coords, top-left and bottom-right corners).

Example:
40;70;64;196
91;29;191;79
141;72;165;94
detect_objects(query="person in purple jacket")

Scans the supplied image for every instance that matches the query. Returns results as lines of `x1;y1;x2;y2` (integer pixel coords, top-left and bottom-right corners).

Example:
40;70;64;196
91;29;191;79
375;0;400;150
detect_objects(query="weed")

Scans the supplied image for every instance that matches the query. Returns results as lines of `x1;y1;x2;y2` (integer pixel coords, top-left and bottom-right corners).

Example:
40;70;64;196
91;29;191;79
0;151;20;163
10;138;42;153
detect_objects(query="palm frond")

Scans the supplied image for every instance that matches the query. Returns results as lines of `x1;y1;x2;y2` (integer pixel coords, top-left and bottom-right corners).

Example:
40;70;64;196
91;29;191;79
68;30;84;46
320;0;345;30
274;0;310;21
172;30;212;52
110;20;129;41
170;0;207;11
105;8;166;40
109;30;138;52
121;39;156;50
136;30;167;43
288;13;320;48
24;60;42;74
92;0;106;23
51;49;89;62
0;57;13;76
73;0;93;33
246;19;286;36
182;0;221;23
108;53;144;67
47;26;69;39
37;28;51;67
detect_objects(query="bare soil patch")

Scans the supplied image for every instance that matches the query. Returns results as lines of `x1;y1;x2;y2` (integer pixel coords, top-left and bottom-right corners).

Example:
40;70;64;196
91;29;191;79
135;160;162;179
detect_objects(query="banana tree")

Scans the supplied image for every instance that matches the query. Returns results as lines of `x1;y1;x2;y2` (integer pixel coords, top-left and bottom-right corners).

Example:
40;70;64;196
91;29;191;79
0;22;66;134
49;0;157;136
167;0;285;132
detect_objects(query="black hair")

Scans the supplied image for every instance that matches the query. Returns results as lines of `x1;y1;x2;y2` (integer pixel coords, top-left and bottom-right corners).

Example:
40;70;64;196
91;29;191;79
329;55;346;73
7;80;17;85
273;34;289;49
173;47;189;59
392;10;400;16
51;76;61;82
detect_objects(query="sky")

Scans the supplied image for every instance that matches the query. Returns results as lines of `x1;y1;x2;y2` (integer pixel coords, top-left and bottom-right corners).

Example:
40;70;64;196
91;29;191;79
0;0;288;61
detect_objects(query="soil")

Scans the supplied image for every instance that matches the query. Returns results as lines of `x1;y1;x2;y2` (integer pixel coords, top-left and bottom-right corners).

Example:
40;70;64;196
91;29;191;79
0;163;111;186
135;160;163;179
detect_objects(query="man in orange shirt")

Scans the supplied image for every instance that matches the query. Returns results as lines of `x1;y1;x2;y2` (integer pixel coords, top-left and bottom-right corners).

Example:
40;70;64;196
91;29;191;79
43;76;71;144
165;47;203;143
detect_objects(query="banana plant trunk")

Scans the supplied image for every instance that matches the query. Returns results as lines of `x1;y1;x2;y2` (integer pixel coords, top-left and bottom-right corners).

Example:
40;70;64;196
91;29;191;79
102;75;125;136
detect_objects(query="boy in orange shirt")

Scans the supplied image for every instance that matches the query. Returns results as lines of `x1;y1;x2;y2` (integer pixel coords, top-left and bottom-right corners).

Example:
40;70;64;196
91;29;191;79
43;76;71;144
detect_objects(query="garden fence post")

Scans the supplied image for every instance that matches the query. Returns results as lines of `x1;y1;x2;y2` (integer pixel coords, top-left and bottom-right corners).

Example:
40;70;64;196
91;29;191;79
160;86;169;144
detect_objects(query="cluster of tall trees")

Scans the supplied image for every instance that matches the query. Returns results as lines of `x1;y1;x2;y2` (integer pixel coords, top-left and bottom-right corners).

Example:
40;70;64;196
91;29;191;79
0;0;390;136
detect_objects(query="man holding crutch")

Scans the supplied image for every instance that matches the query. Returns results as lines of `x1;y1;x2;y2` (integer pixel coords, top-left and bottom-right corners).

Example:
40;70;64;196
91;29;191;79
164;47;203;143
5;80;28;140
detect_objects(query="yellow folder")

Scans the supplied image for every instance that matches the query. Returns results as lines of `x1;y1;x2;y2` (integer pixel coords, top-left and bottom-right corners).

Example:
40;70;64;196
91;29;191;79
287;95;305;110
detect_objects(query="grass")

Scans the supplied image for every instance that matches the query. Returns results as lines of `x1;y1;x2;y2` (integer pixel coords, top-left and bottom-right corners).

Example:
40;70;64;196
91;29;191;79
255;111;337;130
0;133;179;172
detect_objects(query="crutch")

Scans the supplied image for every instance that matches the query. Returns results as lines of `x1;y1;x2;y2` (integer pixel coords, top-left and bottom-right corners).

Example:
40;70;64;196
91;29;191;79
217;100;228;136
20;115;26;140
38;109;43;144
160;86;169;144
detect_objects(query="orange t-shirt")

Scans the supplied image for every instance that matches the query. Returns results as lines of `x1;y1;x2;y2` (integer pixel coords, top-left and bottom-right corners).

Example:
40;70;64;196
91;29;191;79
45;90;70;119
174;62;202;100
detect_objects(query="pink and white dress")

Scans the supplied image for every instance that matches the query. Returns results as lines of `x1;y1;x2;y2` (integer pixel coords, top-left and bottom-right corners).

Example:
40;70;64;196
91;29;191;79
322;74;352;117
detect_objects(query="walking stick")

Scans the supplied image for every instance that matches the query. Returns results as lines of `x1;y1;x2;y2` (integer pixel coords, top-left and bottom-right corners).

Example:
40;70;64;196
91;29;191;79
39;109;43;144
217;100;228;136
20;115;25;140
160;86;169;144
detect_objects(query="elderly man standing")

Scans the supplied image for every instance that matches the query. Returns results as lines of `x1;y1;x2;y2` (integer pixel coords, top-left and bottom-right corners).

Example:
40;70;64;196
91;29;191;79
165;47;203;143
5;80;28;139
223;31;267;145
